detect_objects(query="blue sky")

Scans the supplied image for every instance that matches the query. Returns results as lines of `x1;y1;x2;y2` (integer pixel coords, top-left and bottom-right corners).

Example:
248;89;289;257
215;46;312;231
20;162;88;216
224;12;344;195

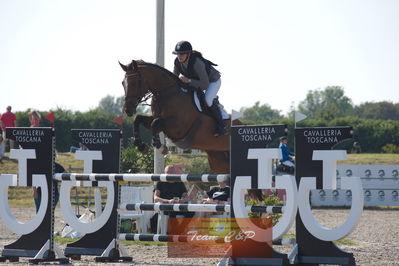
1;0;398;115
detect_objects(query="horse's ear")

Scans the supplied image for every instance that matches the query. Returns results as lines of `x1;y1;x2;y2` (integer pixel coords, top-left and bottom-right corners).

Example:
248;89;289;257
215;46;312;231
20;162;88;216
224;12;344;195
119;61;128;72
132;60;138;70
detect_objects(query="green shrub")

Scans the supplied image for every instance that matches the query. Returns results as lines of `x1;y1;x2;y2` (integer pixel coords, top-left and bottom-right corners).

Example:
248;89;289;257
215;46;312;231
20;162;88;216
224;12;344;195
182;156;213;191
183;156;213;174
121;138;154;173
246;194;283;226
381;144;399;153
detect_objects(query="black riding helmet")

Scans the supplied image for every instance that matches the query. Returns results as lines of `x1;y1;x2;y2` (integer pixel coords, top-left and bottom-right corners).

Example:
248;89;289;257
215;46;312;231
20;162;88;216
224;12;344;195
173;41;192;54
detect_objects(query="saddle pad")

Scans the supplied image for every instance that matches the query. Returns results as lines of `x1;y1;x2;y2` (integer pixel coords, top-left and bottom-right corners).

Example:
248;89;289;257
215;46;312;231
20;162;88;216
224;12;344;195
189;89;229;120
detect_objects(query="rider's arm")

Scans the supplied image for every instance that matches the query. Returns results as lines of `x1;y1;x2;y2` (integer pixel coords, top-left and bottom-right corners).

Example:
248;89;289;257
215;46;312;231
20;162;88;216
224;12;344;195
280;145;290;162
173;64;180;76
190;58;209;90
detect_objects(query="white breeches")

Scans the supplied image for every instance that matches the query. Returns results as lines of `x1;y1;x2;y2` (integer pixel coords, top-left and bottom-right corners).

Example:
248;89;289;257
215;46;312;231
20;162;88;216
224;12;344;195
205;78;221;106
282;160;295;168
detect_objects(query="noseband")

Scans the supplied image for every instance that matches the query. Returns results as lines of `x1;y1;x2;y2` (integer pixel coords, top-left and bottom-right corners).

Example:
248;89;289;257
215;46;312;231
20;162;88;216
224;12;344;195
124;69;151;105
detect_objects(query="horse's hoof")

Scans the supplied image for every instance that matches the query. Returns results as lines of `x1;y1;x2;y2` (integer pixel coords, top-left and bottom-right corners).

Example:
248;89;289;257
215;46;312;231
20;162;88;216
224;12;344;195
138;144;148;154
154;143;162;149
160;146;169;155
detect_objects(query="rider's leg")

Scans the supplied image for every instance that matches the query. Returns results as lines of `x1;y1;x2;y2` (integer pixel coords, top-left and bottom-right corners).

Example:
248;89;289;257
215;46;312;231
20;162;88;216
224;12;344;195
205;79;226;137
209;99;227;137
282;160;295;168
205;79;221;107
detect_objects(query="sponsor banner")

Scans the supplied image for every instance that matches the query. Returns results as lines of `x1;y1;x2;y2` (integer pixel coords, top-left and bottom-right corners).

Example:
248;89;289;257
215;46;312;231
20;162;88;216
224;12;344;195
3;127;54;255
71;129;121;173
167;218;272;258
231;124;287;189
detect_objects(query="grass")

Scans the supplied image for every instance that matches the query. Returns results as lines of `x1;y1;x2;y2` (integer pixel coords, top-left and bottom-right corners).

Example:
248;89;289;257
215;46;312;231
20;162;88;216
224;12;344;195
333;238;359;246
340;153;399;165
1;151;398;206
283;234;359;246
54;235;78;244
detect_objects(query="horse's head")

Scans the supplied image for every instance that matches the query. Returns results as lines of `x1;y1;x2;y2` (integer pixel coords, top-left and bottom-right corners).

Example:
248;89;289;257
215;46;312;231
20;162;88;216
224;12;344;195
120;60;146;116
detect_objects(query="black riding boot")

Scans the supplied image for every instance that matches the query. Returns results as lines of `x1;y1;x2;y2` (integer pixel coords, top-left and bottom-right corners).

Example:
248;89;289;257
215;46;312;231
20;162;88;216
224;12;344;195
209;100;227;137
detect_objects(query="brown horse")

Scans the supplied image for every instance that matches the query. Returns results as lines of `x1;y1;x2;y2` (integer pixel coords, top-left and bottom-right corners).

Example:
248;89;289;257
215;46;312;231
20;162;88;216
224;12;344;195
120;60;240;174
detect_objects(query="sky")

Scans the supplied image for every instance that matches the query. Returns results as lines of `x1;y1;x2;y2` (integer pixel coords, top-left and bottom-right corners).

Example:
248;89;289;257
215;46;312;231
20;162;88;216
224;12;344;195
1;0;399;116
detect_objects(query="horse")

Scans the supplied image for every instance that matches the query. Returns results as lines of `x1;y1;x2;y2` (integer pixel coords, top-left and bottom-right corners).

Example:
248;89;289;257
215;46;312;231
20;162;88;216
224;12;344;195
120;60;240;174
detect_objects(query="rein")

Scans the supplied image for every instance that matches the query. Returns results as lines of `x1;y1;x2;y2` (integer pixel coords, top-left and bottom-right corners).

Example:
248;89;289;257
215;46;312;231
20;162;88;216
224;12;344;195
124;66;182;106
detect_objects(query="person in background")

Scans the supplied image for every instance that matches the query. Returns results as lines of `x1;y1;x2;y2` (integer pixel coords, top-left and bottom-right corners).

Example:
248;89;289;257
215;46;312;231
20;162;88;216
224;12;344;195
351;141;362;154
33;162;64;212
28;110;41;127
153;165;190;204
0;106;17;157
29;109;44;210
279;136;295;168
151;165;194;233
0;135;3;163
202;180;230;204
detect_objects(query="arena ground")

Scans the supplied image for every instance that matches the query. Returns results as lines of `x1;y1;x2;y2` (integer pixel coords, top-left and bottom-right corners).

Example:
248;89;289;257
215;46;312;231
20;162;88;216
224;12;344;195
0;206;398;265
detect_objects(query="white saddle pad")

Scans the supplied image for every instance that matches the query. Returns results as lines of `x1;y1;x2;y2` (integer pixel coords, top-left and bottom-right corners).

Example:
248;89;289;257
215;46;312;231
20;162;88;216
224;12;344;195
192;90;229;120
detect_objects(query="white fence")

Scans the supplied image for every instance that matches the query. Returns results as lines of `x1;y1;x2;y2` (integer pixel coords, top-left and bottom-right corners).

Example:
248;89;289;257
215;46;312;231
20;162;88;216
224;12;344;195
311;165;399;206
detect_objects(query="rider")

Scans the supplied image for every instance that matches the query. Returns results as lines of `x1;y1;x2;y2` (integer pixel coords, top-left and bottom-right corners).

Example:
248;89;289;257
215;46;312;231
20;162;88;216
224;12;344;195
172;40;227;137
279;136;295;169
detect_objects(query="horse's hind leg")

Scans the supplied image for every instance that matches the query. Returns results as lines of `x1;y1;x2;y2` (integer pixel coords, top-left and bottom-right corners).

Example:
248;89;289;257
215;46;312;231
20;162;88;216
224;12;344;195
205;150;230;174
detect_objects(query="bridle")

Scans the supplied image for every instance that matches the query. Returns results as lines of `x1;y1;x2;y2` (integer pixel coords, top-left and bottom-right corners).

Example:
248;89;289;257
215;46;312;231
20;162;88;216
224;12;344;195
124;70;151;106
124;64;184;108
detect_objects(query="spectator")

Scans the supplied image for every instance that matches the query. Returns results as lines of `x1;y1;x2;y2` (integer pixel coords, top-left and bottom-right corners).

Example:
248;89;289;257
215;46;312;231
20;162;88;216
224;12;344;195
0;135;3;163
28;110;41;127
0;106;17;157
351;142;362;154
202;180;230;204
279;136;295;168
33;162;64;212
153;165;191;204
150;165;194;233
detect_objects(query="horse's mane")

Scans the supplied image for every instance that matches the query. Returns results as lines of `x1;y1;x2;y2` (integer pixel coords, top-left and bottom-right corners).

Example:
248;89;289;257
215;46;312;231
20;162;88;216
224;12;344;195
135;61;183;86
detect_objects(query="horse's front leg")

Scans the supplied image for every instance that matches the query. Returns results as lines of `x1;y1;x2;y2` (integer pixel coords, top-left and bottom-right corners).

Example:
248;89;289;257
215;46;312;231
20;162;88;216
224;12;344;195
133;115;154;153
151;118;169;155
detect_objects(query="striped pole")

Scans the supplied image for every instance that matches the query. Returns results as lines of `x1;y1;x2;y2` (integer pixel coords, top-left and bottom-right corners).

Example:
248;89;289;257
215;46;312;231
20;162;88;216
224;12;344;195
54;173;229;183
118;233;223;243
272;238;296;246
119;203;284;214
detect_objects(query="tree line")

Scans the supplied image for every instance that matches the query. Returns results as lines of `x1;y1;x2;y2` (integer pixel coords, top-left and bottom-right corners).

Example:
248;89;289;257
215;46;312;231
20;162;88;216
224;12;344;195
240;86;399;121
239;86;399;153
9;86;399;153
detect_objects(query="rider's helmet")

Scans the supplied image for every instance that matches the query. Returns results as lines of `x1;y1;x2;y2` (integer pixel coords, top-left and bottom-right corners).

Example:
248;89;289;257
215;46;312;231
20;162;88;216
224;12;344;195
172;41;193;54
279;136;288;141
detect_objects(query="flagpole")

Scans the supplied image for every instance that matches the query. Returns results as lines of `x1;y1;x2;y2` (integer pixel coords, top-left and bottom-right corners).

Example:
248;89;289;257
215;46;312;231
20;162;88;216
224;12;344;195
154;0;165;175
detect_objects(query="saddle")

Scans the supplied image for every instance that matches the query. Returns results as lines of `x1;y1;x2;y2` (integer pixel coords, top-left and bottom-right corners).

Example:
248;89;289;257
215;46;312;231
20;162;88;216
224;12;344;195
181;87;229;120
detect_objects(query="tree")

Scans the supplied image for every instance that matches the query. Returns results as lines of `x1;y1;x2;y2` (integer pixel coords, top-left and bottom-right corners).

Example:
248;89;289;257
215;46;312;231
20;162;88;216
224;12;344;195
298;86;354;120
355;101;399;120
97;95;150;115
97;95;124;115
240;101;283;122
